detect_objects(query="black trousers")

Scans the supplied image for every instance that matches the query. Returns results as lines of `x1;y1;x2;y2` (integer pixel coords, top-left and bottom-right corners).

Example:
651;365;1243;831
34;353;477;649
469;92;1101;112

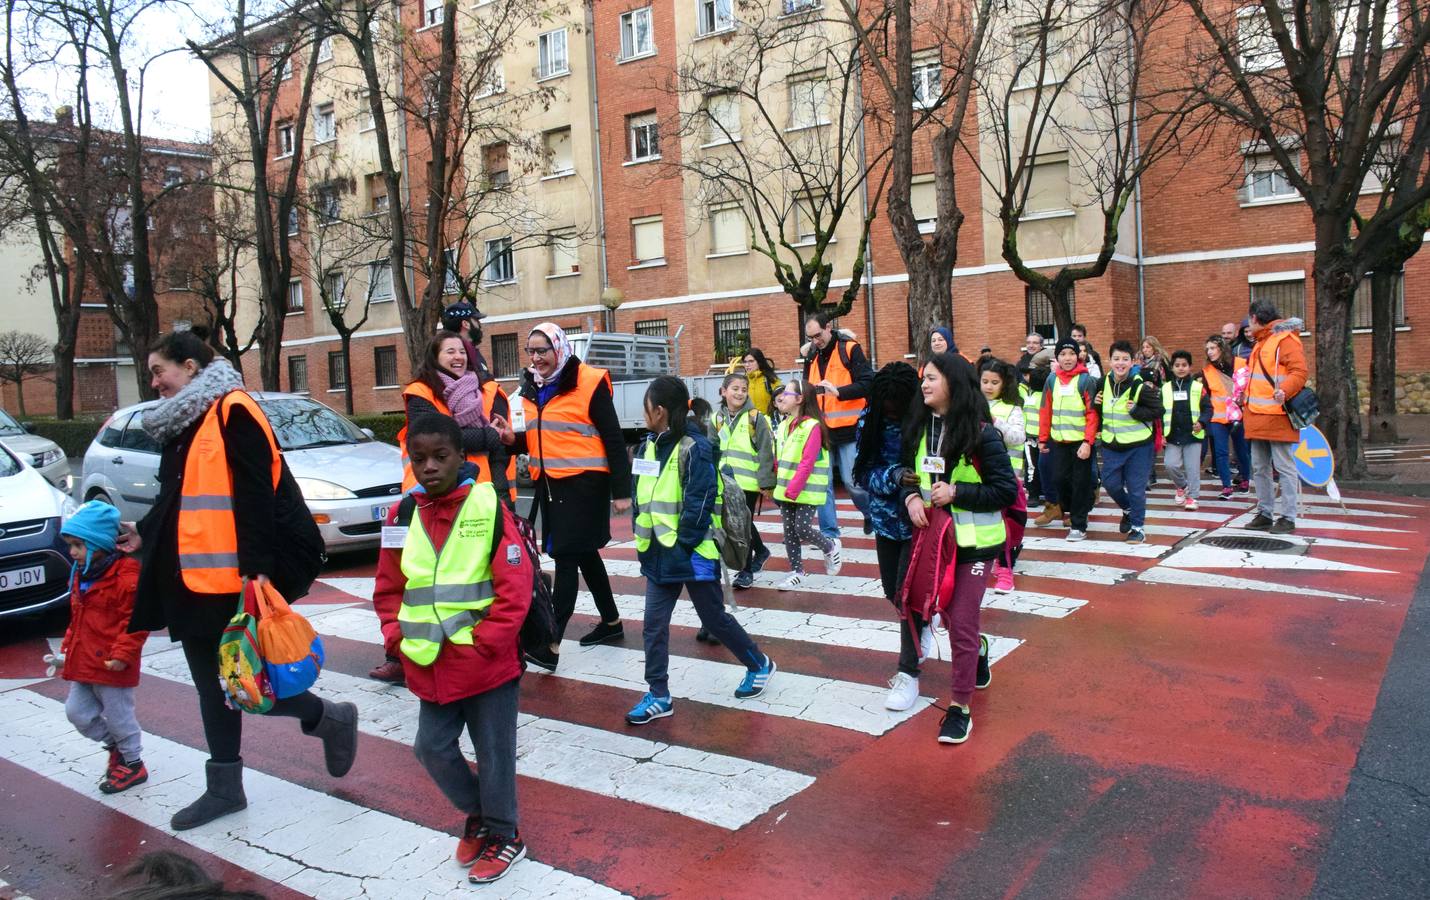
742;490;767;569
1049;441;1095;530
552;551;619;640
874;535;921;677
182;636;323;764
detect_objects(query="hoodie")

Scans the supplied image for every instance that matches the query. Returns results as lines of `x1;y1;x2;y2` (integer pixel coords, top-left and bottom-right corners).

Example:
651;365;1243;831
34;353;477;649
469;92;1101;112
1037;363;1100;445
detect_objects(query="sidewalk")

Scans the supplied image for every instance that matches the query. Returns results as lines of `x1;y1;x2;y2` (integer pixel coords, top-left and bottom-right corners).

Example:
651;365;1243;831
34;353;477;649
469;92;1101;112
1355;415;1430;495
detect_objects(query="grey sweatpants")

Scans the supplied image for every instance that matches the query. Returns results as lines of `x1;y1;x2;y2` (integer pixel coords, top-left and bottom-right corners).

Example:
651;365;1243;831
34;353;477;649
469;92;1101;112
1251;439;1301;520
1163;442;1203;499
65;681;142;762
414;677;520;838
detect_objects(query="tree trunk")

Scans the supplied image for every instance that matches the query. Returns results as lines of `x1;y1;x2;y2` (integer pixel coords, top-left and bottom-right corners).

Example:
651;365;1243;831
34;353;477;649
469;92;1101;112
257;308;281;390
1311;256;1367;478
52;310;80;420
908;259;954;364
341;334;355;415
14;377;26;417
1366;267;1399;444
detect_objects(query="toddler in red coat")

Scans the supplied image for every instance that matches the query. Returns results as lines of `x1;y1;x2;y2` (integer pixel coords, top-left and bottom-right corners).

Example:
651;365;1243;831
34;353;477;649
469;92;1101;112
59;500;149;794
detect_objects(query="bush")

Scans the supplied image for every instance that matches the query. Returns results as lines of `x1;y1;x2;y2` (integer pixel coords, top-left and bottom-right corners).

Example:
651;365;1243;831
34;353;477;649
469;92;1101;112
23;417;108;457
350;414;405;446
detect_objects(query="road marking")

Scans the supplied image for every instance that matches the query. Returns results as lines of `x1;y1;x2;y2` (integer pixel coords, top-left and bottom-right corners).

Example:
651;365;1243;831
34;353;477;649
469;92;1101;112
0;690;628;899
1013;560;1135;585
0;878;35;900
0;678;51;693
1199;528;1402;552
1020;536;1169;559
1226;514;1410;534
1158;544;1394;574
141;644;812;831
1135;567;1378;603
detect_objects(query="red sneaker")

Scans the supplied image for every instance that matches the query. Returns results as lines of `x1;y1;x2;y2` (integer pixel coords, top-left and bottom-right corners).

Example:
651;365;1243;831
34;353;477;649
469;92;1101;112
456;815;488;867
104;743;120;772
368;658;406;685
468;833;527;884
99;759;148;794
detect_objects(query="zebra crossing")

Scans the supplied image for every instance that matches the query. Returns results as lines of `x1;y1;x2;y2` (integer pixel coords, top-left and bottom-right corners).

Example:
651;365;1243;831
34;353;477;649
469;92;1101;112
4;483;1424;898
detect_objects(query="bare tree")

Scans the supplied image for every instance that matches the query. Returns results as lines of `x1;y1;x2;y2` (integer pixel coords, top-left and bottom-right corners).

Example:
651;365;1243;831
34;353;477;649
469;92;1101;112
838;0;998;351
0;330;50;416
1181;0;1430;476
672;4;887;318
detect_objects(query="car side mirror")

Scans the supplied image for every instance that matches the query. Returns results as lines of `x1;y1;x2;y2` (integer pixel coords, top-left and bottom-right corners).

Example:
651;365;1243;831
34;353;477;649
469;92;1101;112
20;422;34;433
360;427;375;439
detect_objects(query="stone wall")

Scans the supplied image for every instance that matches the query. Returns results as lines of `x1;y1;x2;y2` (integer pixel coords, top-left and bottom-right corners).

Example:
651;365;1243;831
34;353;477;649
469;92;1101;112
1356;372;1430;414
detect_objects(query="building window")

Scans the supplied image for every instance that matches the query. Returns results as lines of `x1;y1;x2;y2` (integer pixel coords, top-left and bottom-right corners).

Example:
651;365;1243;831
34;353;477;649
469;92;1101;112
549;228;579;276
538;28;568;79
317;35;333;62
1025;285;1075;340
476;61;504;98
911;175;936;231
1024;153;1071;216
322;270;345;309
316;183;340;224
328;351;347;389
1352;272;1407;330
483;142;509;188
713;310;751;363
631;215;664;265
912;52;940;108
276;122;294;158
709;203;746;255
1236;6;1280;72
490;333;518;378
634;318;668;336
313;103;336;143
1249;278;1306;324
276;43;293;81
629;112;659;161
287;206;300;236
287;278;304;314
1244;152;1296;202
442;247;462;294
287;355;308;393
698;0;733;36
483;238;514;284
163;167;182;188
367;173;389;214
544;127;573;175
368;260;393;301
422;74;442;116
360;92;377;131
620;8;654;59
1013;24;1071;89
792;194;822;243
422;0;443;27
374;345;398;386
783;0;820;13
702;92;740;144
787;74;829;130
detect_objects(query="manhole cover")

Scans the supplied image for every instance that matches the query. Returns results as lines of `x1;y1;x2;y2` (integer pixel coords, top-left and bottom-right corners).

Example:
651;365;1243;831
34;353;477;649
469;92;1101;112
1200;536;1296;552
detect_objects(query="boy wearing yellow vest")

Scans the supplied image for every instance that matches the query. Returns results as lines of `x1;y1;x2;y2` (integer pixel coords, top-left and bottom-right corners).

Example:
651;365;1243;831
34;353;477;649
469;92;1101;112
1035;340;1100;537
715;372;776;591
372;413;535;885
1163;350;1212;511
627;377;775;725
1095;341;1163;544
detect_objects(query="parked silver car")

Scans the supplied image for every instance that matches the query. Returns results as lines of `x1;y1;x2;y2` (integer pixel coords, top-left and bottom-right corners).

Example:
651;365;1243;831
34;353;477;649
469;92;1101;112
80;393;402;552
0;408;71;491
0;440;77;620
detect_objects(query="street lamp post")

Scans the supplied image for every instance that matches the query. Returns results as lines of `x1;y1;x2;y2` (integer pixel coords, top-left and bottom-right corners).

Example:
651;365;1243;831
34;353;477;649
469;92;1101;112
601;287;624;332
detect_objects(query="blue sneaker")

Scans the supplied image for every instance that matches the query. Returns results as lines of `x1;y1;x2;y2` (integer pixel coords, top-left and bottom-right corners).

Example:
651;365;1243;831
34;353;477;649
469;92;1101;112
750;544;772;574
734;655;776;699
625;693;673;725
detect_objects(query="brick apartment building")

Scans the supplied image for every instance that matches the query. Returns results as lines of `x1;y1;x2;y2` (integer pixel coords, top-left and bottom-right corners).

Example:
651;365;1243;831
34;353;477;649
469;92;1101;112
210;0;1427;416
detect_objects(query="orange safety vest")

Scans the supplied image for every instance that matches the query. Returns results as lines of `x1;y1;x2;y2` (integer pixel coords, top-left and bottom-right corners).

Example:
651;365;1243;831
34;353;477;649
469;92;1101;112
809;340;867;430
398;380;515;501
178;390;282;595
521;363;612;480
1203;359;1246;424
1246;333;1291;420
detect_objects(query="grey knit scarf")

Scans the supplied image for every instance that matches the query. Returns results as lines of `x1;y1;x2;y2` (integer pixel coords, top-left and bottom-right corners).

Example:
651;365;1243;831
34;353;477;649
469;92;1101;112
141;358;248;446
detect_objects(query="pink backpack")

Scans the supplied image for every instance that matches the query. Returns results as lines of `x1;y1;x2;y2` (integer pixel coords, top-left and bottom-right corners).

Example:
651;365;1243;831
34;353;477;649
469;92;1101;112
898;505;958;638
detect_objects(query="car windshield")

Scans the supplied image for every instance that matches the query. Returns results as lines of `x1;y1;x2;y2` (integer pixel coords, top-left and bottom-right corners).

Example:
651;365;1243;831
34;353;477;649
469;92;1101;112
0;446;20;477
0;410;25;437
258;398;369;451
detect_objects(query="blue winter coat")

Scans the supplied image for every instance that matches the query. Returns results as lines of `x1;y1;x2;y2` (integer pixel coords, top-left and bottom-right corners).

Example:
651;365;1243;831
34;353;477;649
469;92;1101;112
853;414;913;542
631;419;720;584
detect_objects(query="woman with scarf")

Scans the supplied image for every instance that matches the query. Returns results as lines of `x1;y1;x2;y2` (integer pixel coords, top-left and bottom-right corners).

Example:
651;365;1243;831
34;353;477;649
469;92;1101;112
116;328;355;832
499;323;632;671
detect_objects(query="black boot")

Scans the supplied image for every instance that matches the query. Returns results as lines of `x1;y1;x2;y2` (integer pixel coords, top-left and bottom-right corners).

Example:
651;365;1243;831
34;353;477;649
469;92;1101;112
171;759;247;831
303;698;359;777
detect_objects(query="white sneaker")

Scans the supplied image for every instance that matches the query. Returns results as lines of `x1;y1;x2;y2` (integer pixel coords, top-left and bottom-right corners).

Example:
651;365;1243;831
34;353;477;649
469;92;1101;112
1066;529;1087;542
918;616;938;662
777;572;804;591
884;672;920;711
824;540;843;576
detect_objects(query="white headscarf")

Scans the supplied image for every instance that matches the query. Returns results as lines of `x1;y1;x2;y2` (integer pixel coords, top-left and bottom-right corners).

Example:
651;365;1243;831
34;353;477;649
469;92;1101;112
528;322;573;386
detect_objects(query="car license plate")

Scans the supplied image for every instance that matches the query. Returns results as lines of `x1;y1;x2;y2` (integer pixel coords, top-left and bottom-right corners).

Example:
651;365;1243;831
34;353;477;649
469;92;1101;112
372;504;392;522
0;564;45;593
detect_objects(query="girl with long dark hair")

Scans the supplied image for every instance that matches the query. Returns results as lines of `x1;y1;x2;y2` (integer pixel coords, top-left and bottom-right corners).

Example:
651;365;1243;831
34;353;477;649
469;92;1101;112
771;380;840;590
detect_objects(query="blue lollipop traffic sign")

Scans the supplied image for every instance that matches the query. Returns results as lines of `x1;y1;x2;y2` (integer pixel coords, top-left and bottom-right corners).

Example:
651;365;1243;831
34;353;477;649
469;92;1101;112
1293;425;1335;487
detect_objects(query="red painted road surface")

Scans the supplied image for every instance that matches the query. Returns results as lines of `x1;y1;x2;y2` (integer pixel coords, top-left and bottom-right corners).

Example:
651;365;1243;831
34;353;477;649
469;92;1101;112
1;481;1425;898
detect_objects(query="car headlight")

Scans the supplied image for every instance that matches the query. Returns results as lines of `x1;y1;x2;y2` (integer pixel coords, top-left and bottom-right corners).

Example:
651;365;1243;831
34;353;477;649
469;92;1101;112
33;448;63;467
295;477;357;501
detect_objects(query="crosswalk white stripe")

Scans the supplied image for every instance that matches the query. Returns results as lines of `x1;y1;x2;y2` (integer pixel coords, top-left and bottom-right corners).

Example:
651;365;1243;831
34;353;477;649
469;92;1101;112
1225;514;1410;534
1159;543;1394;574
780;506;1229;526
1020;536;1169;559
1199;528;1401;552
752;519;1198;541
1135;566;1378;603
140;640;812;831
0;878;35;900
306;605;931;736
1013;560;1135;585
0;690;627;899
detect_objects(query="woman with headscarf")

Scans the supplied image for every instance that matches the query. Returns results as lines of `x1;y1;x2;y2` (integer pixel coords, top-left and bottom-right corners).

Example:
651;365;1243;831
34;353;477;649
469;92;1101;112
499;323;632;671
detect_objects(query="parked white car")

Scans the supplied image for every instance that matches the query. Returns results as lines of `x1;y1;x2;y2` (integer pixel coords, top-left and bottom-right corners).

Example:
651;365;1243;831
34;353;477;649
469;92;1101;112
0;408;71;491
0;441;77;620
80;393;402;552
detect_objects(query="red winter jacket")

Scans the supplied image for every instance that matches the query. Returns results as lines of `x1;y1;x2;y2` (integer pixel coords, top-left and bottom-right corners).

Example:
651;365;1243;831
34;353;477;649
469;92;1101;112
61;556;147;688
1037;363;1100;445
373;482;533;705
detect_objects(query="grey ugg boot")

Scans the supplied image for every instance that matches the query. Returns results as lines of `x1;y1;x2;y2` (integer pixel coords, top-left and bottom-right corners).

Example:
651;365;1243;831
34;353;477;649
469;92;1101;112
303;698;359;777
171;759;247;831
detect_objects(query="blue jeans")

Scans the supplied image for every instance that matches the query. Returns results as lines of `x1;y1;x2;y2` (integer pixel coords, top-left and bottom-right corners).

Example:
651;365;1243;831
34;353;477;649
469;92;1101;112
1037;442;1060;505
1207;421;1251;488
643;580;762;697
1100;443;1154;528
818;440;869;538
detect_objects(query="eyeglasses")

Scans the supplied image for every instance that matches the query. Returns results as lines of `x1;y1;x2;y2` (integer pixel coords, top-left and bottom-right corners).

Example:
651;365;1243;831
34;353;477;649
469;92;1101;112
524;346;553;357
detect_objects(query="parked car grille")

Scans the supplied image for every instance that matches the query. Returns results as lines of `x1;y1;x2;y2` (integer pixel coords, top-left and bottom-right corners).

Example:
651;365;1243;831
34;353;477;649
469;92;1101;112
0;518;50;541
338;521;383;537
0;549;71;614
353;483;403;499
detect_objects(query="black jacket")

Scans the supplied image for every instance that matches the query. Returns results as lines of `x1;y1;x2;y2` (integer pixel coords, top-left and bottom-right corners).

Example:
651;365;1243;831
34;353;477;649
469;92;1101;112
803;338;875;445
898;422;1018;564
1098;374;1163;450
130;402;322;639
405;390;512;499
1165;376;1213;445
512;356;632;555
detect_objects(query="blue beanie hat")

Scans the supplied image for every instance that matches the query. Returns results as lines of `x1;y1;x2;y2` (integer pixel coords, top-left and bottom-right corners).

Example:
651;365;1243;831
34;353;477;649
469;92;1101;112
61;500;121;553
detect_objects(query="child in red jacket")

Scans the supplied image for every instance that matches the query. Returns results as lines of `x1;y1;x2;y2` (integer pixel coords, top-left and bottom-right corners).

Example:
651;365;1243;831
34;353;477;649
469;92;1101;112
60;500;149;794
372;414;534;886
